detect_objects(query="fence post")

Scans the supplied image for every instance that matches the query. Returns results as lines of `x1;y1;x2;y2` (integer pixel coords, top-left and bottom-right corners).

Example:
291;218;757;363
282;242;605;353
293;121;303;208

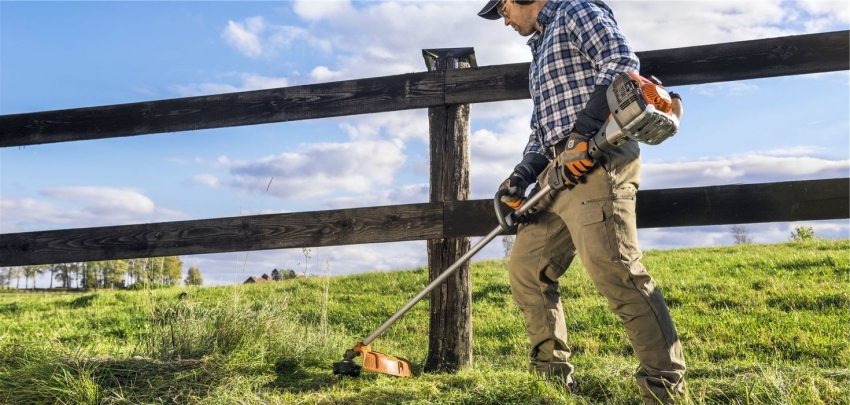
422;48;476;372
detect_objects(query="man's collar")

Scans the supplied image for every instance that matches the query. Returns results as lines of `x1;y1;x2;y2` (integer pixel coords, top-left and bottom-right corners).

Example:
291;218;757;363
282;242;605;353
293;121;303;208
536;0;559;29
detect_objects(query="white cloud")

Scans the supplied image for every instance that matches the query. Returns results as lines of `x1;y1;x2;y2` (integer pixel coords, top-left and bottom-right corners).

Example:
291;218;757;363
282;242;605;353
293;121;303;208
0;187;187;233
172;72;289;97
0;197;68;232
322;183;429;209
293;0;356;21
616;1;793;50
189;174;221;188
797;0;850;24
692;82;760;97
222;16;331;59
222;17;265;58
185;240;427;285
638;220;850;251
42;186;155;216
310;65;344;82
338;110;429;143
224;140;407;200
641;153;849;190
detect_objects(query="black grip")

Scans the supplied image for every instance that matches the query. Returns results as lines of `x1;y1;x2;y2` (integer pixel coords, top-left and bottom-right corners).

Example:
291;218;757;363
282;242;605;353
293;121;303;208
494;189;517;232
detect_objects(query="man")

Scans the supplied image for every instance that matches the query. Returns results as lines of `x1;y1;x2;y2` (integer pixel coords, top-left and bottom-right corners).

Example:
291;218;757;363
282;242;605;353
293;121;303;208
477;1;686;403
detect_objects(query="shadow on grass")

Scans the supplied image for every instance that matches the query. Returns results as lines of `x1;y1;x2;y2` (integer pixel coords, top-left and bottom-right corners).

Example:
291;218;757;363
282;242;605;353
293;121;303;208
269;358;339;392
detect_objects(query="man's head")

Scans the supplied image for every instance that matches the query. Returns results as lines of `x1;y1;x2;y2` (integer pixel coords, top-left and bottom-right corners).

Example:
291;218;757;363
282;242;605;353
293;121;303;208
478;0;548;37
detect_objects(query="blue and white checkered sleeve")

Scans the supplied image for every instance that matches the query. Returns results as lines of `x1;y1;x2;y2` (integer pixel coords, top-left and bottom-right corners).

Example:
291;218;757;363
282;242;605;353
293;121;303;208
572;4;639;86
523;111;546;156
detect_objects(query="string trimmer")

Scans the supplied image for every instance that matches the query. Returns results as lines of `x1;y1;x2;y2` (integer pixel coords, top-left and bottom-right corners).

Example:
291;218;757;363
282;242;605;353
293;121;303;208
333;71;684;378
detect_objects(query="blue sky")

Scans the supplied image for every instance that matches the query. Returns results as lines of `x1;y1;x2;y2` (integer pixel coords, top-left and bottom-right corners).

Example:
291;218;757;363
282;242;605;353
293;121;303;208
1;1;848;285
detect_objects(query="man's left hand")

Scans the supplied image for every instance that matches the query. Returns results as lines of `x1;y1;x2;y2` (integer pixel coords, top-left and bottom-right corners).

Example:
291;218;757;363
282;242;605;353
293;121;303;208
556;132;596;185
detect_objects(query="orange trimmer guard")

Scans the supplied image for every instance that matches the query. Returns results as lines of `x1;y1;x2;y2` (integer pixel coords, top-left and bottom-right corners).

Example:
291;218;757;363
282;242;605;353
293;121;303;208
354;343;412;377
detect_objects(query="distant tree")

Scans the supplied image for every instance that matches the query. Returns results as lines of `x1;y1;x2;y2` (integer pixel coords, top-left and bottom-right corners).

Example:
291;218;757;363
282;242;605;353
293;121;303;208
185;266;203;286
54;263;72;289
21;266;31;289
23;265;43;290
502;236;515;258
271;268;281;281
47;263;60;289
52;262;84;289
163;256;183;286
104;260;128;288
148;257;164;286
13;267;22;289
126;258;144;287
280;269;297;280
81;262;100;290
730;225;752;245
70;262;82;289
0;267;15;289
790;226;816;242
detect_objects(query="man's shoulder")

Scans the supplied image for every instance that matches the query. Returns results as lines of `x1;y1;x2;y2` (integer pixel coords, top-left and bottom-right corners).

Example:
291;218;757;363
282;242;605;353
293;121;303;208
556;0;612;19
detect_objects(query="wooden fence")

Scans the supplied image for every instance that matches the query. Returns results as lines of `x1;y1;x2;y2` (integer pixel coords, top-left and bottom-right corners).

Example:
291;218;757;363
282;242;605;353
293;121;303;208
1;30;848;371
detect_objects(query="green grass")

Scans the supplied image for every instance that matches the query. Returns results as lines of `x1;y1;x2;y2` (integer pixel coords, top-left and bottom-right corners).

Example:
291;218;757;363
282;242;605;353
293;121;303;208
1;239;848;404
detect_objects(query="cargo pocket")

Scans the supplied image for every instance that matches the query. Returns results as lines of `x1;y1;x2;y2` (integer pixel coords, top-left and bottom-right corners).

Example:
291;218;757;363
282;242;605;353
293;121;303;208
579;187;639;263
577;200;618;263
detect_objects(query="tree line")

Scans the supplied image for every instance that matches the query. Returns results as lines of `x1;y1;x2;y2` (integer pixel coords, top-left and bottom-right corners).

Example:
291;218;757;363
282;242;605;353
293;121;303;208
0;257;204;290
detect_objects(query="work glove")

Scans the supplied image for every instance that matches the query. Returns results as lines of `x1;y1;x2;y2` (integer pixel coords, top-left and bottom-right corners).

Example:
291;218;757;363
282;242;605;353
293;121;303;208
554;132;596;186
498;173;529;210
498;153;549;210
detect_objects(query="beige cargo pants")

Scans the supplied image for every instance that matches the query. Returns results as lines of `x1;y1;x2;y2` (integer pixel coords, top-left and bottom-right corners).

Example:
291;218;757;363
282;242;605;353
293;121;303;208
508;141;686;403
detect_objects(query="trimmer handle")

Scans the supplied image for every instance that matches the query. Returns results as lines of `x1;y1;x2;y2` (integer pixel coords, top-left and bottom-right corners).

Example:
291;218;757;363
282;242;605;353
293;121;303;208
494;189;521;231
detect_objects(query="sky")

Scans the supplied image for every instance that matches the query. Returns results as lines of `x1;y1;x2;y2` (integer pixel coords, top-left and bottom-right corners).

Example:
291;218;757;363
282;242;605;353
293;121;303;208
1;1;848;286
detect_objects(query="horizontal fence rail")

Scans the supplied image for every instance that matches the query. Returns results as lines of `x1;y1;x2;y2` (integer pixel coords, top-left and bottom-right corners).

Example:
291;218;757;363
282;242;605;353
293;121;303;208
444;178;850;237
1;31;847;148
2;178;847;267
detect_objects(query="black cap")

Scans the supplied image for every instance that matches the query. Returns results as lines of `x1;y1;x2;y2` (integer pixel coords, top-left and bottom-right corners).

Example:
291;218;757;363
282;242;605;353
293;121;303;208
478;0;501;20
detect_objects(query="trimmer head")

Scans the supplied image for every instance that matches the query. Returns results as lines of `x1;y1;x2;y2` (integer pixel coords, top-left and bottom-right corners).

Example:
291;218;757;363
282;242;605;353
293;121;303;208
332;343;412;378
332;349;362;377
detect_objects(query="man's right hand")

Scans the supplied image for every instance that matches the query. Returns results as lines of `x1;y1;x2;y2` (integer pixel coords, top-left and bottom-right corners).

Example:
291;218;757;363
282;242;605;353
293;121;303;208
498;152;549;210
498;173;529;209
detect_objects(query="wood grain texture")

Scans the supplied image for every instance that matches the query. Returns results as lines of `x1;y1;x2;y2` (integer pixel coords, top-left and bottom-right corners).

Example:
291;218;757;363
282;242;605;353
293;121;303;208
443;178;850;237
638;30;850;86
0;71;444;147
425;57;473;372
2;179;846;266
0;203;443;266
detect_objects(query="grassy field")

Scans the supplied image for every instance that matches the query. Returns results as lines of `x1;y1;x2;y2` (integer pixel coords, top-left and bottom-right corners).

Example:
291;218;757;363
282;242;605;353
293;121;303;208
1;239;848;404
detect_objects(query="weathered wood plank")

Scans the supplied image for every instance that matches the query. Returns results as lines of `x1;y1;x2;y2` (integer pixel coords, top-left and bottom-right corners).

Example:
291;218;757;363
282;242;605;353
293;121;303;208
1;179;846;267
443;178;850;237
0;71;445;147
639;30;850;86
0;203;444;267
425;51;473;373
446;30;849;104
635;178;850;228
1;32;846;147
444;63;530;104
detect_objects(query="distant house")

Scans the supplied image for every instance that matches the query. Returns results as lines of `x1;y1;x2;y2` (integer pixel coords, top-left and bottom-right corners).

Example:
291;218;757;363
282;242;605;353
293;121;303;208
243;274;271;284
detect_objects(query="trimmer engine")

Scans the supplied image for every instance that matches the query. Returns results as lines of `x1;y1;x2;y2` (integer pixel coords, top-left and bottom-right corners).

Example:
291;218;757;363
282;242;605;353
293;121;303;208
588;71;682;159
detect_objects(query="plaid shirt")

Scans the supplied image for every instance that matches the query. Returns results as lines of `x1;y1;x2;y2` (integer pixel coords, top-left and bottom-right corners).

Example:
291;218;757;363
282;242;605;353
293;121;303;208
524;0;639;157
